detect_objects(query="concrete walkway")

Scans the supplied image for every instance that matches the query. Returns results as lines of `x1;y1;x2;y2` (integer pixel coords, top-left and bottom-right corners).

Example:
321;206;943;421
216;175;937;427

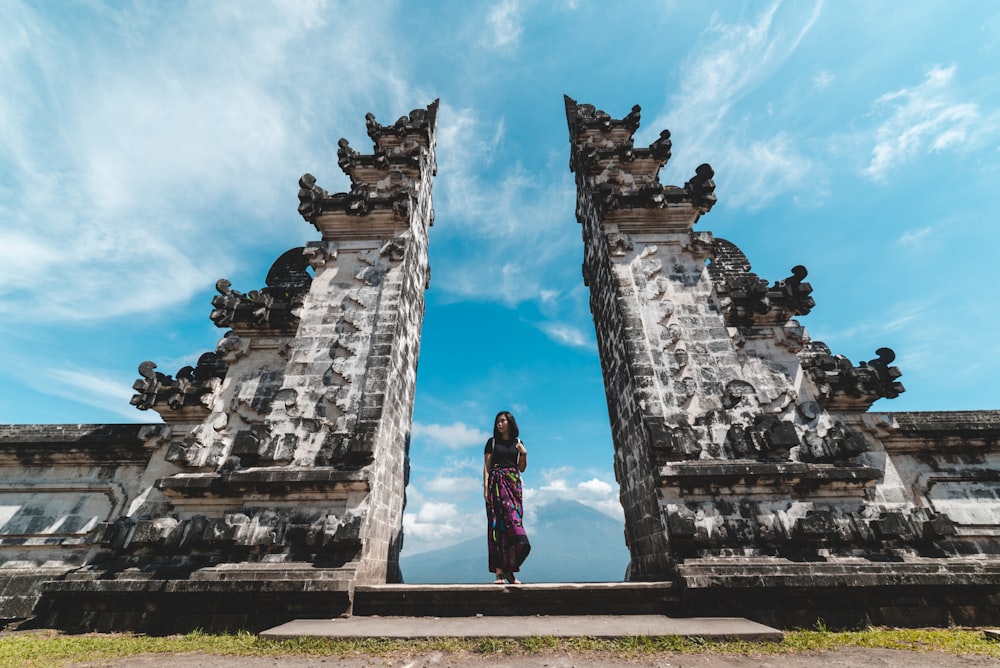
260;614;783;641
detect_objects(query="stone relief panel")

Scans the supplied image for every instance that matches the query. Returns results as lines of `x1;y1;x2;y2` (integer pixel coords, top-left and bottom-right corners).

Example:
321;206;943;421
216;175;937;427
163;411;228;468
925;479;1000;526
625;239;826;465
662;499;958;558
0;488;114;547
102;505;366;564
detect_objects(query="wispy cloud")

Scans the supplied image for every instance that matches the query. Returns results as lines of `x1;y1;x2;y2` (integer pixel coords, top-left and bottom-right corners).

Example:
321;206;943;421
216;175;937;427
723;132;815;210
645;0;824;210
20;367;145;422
897;226;934;248
812;69;834;90
434;103;578;305
864;65;991;181
486;0;524;51
412;421;490;449
0;1;409;322
536;321;594;350
814;299;931;345
525;473;623;522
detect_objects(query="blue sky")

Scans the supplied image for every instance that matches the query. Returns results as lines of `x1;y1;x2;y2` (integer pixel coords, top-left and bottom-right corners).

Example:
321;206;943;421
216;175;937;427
2;1;999;557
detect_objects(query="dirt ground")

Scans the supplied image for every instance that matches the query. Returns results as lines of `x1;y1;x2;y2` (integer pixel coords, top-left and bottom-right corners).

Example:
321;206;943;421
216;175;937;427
66;648;999;667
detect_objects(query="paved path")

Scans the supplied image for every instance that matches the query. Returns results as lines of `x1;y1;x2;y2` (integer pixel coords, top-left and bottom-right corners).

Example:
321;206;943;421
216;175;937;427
260;614;783;641
68;648;998;667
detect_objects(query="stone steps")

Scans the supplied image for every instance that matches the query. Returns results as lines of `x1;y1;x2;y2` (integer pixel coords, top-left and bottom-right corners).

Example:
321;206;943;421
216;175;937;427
261;582;785;641
260;613;784;641
352;582;679;617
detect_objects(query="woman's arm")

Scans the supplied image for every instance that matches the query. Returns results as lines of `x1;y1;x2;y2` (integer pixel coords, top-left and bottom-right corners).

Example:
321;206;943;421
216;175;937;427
516;440;527;473
483;452;492;501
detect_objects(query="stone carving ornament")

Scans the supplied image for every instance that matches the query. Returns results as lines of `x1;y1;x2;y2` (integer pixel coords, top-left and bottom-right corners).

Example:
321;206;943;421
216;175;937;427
130;353;227;413
210;248;312;331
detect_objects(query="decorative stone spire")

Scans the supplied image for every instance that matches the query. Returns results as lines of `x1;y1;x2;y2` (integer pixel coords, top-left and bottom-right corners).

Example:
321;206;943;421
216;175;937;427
116;101;438;607
565;95;715;234
298;101;439;240
566;97;914;584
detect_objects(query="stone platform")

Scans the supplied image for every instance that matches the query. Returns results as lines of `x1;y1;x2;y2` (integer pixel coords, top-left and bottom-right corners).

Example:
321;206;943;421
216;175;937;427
261;614;783;641
262;582;782;641
353;582;678;617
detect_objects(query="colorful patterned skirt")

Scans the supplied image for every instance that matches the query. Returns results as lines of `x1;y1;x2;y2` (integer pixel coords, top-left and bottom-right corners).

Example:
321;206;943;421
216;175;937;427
486;466;531;574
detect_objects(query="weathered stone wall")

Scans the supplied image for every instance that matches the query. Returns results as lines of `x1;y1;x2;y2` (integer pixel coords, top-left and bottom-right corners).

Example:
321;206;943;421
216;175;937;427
0;102;438;632
570;127;673;580
566;96;1000;625
0;425;156;619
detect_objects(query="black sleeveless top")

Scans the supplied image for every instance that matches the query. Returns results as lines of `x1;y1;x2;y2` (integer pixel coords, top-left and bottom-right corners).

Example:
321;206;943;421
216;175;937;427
485;437;521;469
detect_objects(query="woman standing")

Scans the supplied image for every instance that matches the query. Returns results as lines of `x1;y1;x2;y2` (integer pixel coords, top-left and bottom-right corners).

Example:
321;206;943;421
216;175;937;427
483;410;530;584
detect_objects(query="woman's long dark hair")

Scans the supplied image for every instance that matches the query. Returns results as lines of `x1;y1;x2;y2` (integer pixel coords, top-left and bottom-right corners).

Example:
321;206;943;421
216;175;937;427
493;411;520;442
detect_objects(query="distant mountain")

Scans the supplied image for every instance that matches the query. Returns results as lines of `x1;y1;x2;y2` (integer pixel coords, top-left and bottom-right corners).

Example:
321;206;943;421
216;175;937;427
399;500;629;584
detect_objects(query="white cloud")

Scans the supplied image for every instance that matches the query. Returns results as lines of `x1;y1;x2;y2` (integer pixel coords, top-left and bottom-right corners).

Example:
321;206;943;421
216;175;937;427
486;0;524;51
404;466;623;555
539;290;560;303
412;421;490;450
897;226;934;248
648;1;822;145
643;1;823;211
426;474;481;495
30;368;144;422
536;321;594;350
525;473;623;522
863;65;988;181
415;501;460;524
578;478;613;496
0;1;410;322
402;497;480;555
723;132;814;210
812;69;834;90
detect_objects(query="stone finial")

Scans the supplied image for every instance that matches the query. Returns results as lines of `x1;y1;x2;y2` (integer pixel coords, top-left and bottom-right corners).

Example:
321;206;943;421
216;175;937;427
297;173;329;223
365;101;439;144
710;248;816;326
684;163;717;213
565;95;719;228
210;248;311;332
769;266;815;317
336;138;360;171
130;353;227;416
649;129;672;162
800;343;905;410
297;101;439;236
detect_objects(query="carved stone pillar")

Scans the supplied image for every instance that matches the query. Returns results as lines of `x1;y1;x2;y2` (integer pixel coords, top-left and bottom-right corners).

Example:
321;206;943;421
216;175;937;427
565;97;922;583
31;102;437;632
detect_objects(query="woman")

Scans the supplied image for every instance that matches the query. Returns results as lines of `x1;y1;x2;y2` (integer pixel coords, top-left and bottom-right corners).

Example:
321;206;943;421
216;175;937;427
483;410;530;584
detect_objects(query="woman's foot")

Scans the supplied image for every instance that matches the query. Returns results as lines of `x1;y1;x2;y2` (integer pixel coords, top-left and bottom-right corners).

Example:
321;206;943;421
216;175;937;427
493;573;506;585
504;572;521;585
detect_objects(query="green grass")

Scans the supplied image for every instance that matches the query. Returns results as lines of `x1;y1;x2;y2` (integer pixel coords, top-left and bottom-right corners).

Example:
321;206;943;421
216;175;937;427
1;627;998;667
